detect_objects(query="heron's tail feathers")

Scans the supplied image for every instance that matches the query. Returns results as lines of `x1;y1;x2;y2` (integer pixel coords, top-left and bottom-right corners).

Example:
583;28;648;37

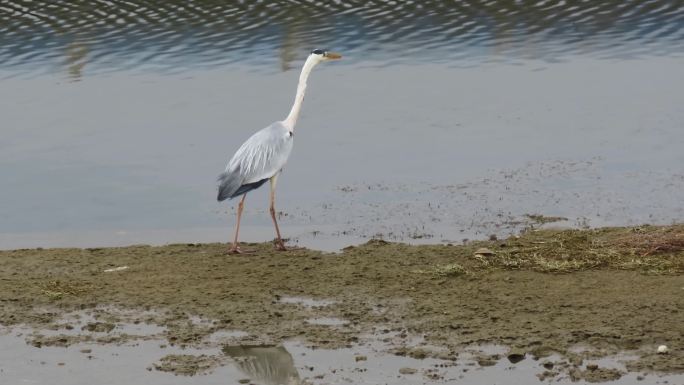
217;169;243;202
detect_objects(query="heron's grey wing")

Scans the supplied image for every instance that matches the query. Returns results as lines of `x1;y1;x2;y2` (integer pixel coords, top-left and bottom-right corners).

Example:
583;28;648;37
217;122;293;201
217;164;244;201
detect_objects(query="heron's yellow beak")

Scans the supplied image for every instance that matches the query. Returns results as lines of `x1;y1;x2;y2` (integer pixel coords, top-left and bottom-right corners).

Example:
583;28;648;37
325;51;342;60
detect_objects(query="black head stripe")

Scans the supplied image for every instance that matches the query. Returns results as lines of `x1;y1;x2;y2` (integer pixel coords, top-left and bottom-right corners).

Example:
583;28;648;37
311;49;325;55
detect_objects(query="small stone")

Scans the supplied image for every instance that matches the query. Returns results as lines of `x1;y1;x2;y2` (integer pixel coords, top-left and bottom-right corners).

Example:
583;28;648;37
355;355;367;362
399;367;417;375
657;345;669;354
507;348;526;363
586;363;599;371
79;349;92;354
238;379;250;384
542;361;554;370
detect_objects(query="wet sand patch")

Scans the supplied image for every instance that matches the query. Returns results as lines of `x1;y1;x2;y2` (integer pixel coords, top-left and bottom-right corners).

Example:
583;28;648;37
0;225;682;382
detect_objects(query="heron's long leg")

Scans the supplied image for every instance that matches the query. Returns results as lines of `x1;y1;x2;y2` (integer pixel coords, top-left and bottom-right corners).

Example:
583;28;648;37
269;174;287;251
228;193;247;253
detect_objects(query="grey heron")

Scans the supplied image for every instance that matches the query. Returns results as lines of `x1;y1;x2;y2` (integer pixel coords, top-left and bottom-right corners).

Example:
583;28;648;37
217;49;342;253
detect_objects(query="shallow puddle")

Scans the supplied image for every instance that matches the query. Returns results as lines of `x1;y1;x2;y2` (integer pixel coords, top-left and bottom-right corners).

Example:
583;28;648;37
2;326;682;385
0;329;235;385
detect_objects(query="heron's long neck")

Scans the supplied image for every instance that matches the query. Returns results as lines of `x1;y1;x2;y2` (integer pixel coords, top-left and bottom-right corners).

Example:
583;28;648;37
283;57;317;131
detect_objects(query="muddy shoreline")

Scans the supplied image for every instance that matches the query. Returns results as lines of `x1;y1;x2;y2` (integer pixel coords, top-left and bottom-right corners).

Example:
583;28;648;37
1;225;682;382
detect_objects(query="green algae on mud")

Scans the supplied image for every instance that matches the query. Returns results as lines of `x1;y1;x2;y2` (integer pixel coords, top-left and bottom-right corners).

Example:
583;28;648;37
0;225;682;377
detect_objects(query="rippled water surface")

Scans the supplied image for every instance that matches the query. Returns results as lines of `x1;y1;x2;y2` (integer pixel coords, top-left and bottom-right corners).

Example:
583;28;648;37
3;0;684;75
1;0;683;249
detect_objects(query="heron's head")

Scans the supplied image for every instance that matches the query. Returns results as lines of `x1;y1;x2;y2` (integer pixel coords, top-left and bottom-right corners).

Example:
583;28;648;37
310;49;342;62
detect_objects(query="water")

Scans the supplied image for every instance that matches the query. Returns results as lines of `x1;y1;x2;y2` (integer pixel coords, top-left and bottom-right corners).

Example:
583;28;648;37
2;1;684;75
1;1;683;250
2;323;682;385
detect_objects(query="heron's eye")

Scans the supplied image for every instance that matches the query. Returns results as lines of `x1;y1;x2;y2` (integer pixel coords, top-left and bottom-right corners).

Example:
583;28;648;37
311;49;325;55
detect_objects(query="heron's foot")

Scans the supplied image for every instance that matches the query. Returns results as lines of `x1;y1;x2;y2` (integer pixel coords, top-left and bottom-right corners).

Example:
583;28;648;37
274;239;288;251
227;245;254;255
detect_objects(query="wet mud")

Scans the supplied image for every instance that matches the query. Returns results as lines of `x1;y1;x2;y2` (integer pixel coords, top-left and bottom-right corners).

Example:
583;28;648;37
0;225;682;383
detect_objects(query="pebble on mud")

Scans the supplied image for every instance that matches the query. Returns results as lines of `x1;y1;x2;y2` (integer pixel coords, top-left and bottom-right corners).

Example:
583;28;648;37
507;347;526;363
657;345;669;354
355;355;367;362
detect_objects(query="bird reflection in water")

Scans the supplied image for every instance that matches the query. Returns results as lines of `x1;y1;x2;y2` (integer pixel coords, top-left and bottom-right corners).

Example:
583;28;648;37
223;345;301;385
